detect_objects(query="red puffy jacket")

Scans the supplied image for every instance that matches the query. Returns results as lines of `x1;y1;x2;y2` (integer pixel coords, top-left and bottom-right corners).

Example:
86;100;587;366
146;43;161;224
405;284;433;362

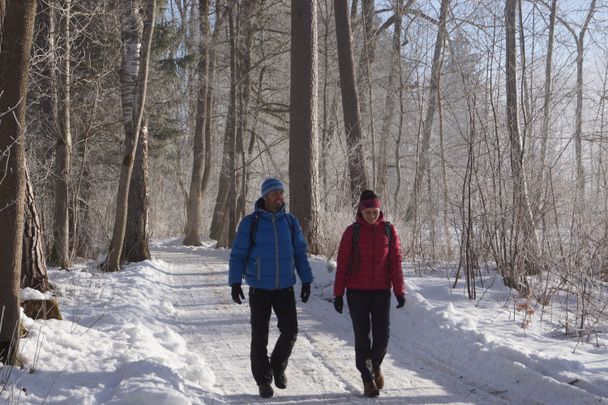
333;212;405;297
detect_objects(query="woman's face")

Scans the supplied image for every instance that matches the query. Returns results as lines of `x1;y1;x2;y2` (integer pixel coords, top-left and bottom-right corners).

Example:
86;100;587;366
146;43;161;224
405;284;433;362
361;207;380;224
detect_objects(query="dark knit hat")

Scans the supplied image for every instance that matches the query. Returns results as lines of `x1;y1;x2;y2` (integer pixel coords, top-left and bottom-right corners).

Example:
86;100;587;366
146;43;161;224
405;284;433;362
261;177;285;197
358;189;381;211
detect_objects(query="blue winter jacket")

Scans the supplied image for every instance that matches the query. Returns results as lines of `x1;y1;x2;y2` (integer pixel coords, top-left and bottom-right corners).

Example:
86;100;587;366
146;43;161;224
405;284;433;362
228;198;314;289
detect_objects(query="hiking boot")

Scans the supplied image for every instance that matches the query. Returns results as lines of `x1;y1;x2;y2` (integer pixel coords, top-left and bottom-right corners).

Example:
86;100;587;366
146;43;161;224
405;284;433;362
363;379;380;397
273;369;287;389
373;366;384;389
259;383;274;398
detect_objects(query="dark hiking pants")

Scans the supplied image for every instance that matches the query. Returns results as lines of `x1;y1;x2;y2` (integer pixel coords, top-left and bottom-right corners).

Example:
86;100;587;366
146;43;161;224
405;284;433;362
249;286;298;386
346;289;391;381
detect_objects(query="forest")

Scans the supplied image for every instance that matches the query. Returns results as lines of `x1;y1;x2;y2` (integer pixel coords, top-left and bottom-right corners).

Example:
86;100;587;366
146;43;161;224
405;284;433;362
1;0;608;367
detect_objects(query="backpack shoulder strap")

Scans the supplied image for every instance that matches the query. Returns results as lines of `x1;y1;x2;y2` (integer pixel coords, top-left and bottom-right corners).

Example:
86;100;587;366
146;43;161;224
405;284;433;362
384;221;394;270
348;222;360;274
285;213;295;238
352;222;360;245
249;212;261;248
384;221;393;244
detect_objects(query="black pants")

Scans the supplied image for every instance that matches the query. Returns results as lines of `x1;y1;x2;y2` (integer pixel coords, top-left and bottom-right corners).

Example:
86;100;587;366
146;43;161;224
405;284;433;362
249;287;298;386
346;289;391;381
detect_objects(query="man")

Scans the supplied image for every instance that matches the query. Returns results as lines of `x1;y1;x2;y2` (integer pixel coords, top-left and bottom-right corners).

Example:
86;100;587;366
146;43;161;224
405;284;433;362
229;177;313;398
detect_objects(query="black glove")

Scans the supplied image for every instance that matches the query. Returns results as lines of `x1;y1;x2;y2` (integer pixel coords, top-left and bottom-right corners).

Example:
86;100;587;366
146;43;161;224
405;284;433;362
231;284;245;304
301;283;311;303
396;294;406;308
333;296;343;313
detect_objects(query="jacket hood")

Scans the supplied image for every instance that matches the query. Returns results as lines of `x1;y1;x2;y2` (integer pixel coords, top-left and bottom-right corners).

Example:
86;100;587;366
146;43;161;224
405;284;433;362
255;197;286;217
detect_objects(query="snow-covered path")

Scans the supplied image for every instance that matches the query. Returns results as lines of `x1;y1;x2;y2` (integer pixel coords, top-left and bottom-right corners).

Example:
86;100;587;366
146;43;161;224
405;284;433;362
151;243;507;404
6;239;606;404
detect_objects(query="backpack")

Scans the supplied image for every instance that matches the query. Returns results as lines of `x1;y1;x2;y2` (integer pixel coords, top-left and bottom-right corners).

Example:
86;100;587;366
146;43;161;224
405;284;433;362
348;221;394;273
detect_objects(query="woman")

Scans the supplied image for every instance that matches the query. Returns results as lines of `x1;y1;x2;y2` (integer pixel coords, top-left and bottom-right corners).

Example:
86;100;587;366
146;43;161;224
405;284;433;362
333;190;406;397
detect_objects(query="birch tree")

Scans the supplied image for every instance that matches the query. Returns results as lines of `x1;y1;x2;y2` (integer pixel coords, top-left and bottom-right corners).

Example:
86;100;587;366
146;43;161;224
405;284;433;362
104;0;156;272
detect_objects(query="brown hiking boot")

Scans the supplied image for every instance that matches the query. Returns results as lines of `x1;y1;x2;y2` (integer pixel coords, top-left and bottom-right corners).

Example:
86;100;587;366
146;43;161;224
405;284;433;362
363;379;379;397
373;367;384;389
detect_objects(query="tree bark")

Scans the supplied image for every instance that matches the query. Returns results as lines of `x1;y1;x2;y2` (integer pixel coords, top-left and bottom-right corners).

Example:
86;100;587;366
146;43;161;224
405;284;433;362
22;165;50;292
104;0;156;272
290;0;322;254
505;0;538;289
235;0;256;222
123;122;151;262
334;0;368;203
183;0;210;246
0;0;37;366
50;0;72;269
211;3;237;248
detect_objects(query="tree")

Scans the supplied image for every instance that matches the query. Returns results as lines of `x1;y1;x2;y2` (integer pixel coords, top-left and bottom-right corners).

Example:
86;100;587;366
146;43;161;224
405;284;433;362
504;0;538;291
183;0;210;246
104;0;156;272
49;0;72;269
334;0;368;202
0;0;37;365
289;0;322;254
122;122;151;262
557;0;597;203
210;2;238;248
404;0;450;223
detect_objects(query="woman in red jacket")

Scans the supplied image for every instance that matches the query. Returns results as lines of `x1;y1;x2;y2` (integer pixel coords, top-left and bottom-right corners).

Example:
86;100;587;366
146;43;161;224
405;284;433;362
333;190;406;397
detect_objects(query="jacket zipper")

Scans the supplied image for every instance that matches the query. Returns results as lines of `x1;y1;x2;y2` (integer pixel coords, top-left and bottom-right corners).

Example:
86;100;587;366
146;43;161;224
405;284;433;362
372;224;376;289
272;215;280;288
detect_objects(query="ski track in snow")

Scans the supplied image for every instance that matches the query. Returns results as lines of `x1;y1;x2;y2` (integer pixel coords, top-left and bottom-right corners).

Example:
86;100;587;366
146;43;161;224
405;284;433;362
151;243;510;404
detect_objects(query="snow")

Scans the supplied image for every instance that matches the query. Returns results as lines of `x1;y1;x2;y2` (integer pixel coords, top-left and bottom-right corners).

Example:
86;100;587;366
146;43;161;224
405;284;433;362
2;239;606;404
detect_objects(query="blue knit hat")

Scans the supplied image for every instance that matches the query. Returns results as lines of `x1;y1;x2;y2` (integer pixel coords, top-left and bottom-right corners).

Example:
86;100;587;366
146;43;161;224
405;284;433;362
261;177;285;197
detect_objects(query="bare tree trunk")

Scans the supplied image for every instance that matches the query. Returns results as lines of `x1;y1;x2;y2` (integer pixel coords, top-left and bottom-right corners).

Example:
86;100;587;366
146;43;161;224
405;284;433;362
377;1;401;200
123;122;151;262
334;0;368;202
211;3;237;248
535;0;557;227
319;1;334;210
235;0;256;221
22;165;51;292
404;0;450;223
183;0;210;246
104;0;156;272
289;0;322;254
357;0;376;188
0;0;36;365
200;1;225;201
573;1;596;202
50;0;72;269
505;0;538;290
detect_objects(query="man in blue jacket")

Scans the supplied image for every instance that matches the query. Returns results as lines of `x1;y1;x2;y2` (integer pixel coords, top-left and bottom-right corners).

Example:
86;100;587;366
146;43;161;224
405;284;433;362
229;177;314;398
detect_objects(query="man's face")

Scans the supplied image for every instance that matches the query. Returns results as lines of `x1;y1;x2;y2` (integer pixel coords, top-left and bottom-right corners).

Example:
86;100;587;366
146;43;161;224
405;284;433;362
361;207;380;224
264;190;284;212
